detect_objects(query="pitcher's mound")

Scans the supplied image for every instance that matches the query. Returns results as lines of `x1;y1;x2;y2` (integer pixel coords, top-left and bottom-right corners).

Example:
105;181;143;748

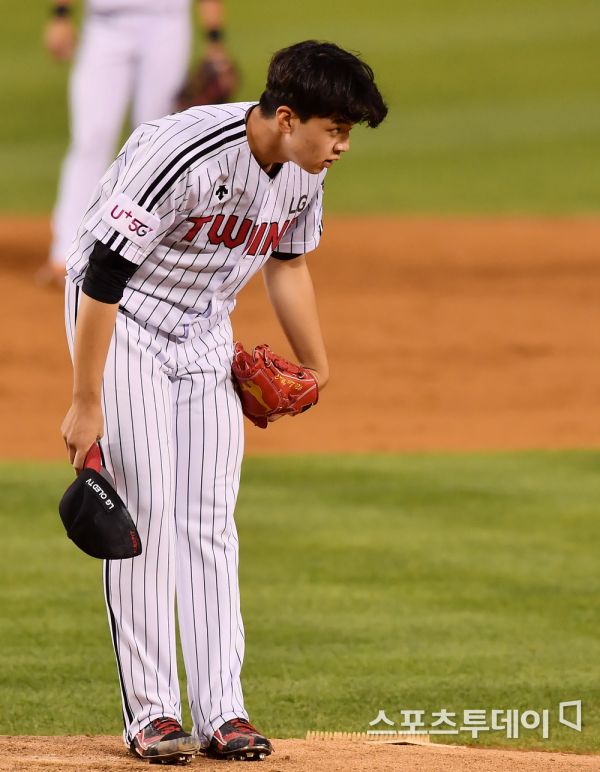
1;736;598;771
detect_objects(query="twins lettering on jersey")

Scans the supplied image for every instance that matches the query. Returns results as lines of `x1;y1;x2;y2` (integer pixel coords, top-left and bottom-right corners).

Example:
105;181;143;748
182;188;310;255
71;105;324;340
182;214;296;256
101;191;307;257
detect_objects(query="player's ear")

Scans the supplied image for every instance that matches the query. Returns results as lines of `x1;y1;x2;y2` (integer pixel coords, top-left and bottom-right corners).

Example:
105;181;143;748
274;106;297;134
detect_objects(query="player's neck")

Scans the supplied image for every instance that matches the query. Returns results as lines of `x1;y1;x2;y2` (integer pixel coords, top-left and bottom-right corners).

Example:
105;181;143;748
246;106;286;173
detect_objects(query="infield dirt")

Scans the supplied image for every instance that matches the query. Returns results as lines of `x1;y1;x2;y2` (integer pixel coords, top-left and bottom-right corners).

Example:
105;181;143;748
2;217;600;769
0;736;600;772
1;736;600;771
1;215;600;458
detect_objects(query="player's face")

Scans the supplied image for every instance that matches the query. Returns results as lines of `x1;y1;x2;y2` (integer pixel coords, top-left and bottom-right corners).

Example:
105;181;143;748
284;115;353;174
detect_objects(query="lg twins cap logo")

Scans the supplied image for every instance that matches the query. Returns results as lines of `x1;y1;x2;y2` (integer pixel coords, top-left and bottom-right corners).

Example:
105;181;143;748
101;192;160;249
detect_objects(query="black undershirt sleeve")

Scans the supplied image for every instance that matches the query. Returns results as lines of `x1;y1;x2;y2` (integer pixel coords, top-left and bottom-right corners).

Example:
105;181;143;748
270;252;301;261
82;240;139;304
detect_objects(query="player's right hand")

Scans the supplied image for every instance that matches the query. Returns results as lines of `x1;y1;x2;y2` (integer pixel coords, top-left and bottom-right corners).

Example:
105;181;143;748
61;401;104;474
44;18;77;61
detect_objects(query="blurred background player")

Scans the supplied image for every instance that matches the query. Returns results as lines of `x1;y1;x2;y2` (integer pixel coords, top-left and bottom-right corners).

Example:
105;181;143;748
38;0;236;287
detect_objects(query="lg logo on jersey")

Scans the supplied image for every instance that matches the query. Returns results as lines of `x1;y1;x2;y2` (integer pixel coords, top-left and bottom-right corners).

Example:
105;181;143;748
289;194;307;214
110;205;155;238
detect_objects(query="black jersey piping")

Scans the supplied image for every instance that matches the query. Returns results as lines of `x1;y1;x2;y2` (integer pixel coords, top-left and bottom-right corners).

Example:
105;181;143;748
139;119;245;209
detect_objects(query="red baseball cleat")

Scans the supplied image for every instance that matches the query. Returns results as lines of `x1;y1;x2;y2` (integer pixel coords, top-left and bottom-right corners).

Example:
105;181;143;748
130;717;199;765
204;717;273;761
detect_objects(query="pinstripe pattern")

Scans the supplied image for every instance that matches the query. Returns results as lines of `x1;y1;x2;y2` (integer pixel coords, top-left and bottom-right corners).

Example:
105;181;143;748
62;101;324;748
66;103;325;339
65;280;245;744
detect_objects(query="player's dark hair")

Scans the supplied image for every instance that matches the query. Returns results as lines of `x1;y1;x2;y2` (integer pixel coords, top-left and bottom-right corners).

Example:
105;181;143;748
259;41;388;128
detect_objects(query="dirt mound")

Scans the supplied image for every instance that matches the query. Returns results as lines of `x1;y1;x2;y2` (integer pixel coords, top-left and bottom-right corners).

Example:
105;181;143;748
1;735;599;771
1;216;600;458
2;218;600;768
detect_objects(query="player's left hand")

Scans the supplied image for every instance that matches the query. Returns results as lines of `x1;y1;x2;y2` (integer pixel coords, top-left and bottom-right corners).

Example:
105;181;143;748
44;17;77;61
231;342;319;429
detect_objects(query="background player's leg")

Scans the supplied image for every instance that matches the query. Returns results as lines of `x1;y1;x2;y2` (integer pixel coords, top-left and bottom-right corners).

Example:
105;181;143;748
131;11;191;125
65;280;181;742
172;319;247;745
50;15;134;267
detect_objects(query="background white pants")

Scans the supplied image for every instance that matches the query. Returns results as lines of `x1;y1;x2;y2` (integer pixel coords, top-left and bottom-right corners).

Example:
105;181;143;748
65;280;248;744
51;11;191;265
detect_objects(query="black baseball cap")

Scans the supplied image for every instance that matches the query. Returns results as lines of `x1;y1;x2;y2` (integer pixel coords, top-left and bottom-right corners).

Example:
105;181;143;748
59;443;142;560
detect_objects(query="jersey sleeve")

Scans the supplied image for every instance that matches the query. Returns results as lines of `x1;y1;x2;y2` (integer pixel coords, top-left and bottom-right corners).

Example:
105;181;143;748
274;173;325;257
82;127;195;265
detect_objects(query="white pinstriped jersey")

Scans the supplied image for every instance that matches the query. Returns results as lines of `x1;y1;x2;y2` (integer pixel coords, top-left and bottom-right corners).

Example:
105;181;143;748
67;102;326;337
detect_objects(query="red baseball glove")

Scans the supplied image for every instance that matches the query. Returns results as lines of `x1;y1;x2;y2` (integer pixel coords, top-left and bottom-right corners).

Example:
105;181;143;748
232;342;319;428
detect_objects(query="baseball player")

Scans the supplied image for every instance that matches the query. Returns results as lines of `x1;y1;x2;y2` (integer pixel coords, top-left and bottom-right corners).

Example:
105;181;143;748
39;0;233;287
61;41;387;764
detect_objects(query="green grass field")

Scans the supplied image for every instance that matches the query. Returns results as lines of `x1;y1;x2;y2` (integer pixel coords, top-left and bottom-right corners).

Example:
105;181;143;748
1;1;599;213
1;1;598;758
2;452;599;751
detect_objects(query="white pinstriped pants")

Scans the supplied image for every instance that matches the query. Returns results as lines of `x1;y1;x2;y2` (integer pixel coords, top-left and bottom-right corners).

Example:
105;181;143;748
51;11;190;265
65;280;248;744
